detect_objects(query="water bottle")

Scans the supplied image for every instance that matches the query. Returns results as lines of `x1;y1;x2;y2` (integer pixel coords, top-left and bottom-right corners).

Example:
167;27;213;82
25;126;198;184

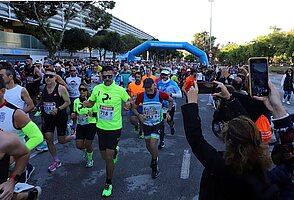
180;149;191;179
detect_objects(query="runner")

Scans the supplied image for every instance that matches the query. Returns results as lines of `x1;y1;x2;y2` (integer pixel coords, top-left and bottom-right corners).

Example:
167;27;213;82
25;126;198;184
127;72;144;138
89;65;102;92
0;131;42;200
41;68;74;172
132;78;173;178
142;67;156;82
0;63;34;113
71;83;97;168
83;65;132;197
157;69;182;149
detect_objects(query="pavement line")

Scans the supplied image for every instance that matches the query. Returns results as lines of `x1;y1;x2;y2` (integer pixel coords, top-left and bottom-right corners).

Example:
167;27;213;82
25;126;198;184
30;140;58;159
180;149;191;179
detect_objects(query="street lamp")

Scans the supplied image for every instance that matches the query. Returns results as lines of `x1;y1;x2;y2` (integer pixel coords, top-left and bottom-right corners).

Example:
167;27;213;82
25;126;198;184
208;0;214;51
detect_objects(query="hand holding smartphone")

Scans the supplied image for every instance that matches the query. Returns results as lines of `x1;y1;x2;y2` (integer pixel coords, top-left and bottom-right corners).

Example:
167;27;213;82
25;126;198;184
248;57;269;96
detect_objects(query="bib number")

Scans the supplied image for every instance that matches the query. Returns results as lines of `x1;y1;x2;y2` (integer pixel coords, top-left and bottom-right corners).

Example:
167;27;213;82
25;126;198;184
77;114;89;125
26;77;34;84
43;102;56;114
99;105;114;120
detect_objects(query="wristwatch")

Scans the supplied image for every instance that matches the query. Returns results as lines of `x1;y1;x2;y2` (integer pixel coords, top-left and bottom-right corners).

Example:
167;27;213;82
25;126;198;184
8;173;22;183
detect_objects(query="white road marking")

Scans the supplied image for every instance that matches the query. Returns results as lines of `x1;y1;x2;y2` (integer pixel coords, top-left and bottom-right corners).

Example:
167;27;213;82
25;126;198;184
180;149;191;179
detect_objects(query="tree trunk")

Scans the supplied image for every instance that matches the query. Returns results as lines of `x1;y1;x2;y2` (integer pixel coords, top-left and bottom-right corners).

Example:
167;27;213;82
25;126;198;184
112;51;116;63
89;47;92;62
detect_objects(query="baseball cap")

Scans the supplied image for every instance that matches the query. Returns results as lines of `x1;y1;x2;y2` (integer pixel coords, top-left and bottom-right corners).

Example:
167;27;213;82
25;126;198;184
186;68;191;72
43;60;53;66
35;60;42;64
161;69;170;75
143;78;154;88
54;63;61;67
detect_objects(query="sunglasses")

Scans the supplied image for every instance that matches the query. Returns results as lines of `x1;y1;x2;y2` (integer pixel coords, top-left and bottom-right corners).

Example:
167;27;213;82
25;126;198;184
44;74;54;78
79;88;87;92
70;70;76;72
44;65;50;68
102;75;113;79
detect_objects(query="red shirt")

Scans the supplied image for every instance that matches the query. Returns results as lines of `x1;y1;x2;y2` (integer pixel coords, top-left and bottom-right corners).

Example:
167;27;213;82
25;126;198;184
135;90;169;106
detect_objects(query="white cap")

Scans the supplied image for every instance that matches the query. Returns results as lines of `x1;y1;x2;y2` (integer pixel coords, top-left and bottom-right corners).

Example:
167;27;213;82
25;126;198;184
187;68;191;72
161;69;170;75
54;63;61;67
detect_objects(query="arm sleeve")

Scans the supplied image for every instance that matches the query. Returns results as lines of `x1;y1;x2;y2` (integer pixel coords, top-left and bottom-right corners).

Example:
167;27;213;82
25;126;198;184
171;83;182;98
22;121;44;151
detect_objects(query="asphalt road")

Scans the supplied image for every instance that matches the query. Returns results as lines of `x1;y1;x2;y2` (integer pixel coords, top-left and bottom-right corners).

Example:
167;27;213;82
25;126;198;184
27;73;294;200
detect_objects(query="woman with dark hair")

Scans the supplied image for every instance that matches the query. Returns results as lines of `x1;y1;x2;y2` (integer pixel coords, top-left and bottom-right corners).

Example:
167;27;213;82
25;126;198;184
71;83;97;168
181;80;287;200
281;68;293;105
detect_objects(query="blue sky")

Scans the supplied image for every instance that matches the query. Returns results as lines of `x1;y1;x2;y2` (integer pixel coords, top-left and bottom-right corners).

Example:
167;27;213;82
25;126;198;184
111;0;294;46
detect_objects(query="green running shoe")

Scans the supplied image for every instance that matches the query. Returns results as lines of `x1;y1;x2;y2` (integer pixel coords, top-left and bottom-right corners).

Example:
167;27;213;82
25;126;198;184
102;183;112;197
86;160;94;168
34;111;41;117
113;146;119;165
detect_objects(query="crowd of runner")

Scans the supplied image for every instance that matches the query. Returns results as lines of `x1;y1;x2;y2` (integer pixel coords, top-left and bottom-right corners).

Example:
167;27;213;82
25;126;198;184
0;57;293;199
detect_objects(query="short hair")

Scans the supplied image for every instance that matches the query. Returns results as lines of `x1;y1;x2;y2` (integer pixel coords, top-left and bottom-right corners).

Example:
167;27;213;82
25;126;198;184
135;72;142;77
102;65;114;73
0;62;16;79
26;57;33;61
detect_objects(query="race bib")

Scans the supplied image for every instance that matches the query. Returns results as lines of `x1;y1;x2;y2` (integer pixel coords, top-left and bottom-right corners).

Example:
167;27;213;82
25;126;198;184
43;102;56;114
77;114;89;125
143;104;161;125
26;77;34;84
99;105;114;120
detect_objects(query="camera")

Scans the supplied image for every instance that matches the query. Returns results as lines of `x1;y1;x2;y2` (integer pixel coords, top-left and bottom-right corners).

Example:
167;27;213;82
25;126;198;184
248;57;269;96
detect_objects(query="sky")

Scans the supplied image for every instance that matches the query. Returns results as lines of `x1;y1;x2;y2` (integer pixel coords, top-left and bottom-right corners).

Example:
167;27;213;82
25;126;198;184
110;0;294;46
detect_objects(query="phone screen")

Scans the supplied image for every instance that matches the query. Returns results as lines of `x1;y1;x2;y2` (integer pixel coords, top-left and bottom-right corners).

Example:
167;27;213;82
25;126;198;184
197;82;218;94
248;58;269;96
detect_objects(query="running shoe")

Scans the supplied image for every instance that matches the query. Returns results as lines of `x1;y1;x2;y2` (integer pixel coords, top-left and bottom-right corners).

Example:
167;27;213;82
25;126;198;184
123;106;129;111
102;183;113;197
35;143;48;152
28;186;42;200
138;132;144;139
86;160;94;168
158;141;165;149
48;160;61;172
113;146;119;165
287;101;291;105
151;163;159;179
34;111;41;117
171;127;175;135
25;163;35;183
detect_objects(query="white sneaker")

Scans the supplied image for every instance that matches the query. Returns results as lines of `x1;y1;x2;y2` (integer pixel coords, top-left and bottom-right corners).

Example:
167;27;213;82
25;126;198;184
287;101;290;105
282;99;285;103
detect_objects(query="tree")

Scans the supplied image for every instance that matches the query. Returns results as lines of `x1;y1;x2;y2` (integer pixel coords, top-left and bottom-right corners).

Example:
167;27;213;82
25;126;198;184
191;31;218;53
121;34;143;52
61;28;91;57
11;1;115;58
103;31;124;61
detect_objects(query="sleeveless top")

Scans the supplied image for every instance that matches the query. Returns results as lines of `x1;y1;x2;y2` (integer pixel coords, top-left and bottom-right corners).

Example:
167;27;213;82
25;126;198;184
0;101;24;142
142;91;163;126
42;84;66;118
24;66;40;87
4;85;25;109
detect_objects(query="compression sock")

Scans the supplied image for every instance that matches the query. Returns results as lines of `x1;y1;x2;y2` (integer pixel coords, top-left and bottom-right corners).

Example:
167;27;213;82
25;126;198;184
87;151;93;160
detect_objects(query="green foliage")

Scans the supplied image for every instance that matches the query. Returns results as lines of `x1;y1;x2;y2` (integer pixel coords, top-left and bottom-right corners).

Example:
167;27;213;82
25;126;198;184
61;28;91;54
217;27;294;65
10;1;115;58
121;34;143;52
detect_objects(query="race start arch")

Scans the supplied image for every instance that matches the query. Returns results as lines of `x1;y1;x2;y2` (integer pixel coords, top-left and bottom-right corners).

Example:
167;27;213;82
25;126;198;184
127;41;209;65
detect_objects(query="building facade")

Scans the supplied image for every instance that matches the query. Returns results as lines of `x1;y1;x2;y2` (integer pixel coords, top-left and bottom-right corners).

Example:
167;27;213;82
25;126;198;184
0;2;154;62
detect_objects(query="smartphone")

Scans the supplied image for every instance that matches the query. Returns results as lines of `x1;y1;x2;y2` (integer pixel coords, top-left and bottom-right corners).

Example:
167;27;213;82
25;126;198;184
197;82;219;94
248;57;269;96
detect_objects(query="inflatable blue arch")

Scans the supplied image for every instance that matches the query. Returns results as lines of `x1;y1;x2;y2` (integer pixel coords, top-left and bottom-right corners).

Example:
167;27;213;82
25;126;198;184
127;41;209;65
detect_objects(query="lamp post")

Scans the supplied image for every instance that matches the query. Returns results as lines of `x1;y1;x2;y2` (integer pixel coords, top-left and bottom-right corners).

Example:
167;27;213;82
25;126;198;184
208;0;214;52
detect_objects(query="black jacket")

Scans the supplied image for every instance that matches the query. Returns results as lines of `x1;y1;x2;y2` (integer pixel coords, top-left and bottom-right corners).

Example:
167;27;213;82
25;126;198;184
181;99;276;200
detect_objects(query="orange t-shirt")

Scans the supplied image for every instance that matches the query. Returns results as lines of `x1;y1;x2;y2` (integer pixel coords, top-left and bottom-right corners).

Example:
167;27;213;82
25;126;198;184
184;76;196;92
142;75;156;82
128;82;145;104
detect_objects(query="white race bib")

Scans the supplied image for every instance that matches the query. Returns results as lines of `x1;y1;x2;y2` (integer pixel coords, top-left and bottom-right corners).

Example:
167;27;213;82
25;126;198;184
26;77;34;84
43;102;56;114
99;105;114;120
77;114;89;125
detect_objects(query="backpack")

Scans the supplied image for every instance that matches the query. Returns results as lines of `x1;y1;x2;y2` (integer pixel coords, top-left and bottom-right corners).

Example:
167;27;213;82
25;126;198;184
255;114;272;143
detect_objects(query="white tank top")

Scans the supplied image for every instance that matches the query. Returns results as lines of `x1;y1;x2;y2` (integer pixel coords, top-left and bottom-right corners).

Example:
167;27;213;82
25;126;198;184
4;85;25;109
0;102;24;142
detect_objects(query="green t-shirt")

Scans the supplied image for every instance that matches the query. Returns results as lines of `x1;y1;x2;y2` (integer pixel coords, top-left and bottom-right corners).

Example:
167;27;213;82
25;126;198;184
73;98;97;125
171;75;178;82
89;81;130;130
